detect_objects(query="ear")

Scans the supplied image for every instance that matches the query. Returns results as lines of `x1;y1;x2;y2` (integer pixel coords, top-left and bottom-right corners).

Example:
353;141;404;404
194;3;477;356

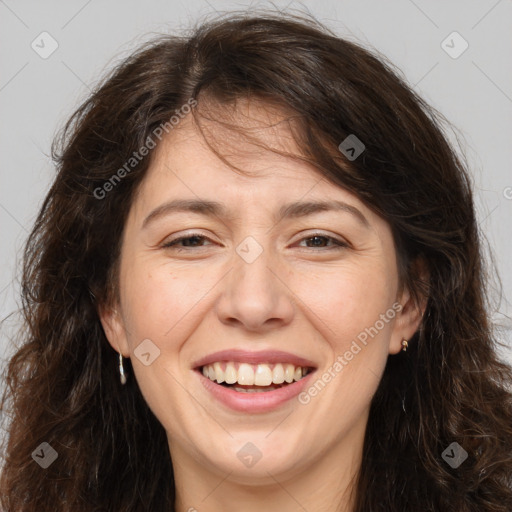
389;257;429;355
98;302;130;357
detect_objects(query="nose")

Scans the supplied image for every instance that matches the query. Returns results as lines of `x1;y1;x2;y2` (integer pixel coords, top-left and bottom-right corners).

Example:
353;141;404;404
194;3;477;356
215;241;295;333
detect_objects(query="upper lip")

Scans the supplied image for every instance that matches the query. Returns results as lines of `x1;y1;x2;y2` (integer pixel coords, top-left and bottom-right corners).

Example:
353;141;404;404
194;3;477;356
192;349;318;369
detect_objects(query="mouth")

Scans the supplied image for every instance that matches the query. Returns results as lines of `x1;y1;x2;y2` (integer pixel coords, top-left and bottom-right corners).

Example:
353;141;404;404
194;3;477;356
192;350;317;412
198;361;314;393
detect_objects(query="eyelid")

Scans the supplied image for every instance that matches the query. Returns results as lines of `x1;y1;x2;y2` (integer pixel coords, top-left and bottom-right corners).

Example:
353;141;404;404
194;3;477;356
160;230;217;248
161;230;350;250
293;230;350;247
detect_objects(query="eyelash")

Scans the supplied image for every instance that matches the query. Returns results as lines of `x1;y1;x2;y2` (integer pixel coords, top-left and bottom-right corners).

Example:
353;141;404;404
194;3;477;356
161;232;349;251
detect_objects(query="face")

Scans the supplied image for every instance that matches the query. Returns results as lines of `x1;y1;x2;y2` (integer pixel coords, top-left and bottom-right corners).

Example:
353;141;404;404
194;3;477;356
100;98;422;486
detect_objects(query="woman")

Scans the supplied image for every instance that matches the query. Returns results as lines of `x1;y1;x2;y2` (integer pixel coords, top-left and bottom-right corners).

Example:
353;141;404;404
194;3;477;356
1;11;511;512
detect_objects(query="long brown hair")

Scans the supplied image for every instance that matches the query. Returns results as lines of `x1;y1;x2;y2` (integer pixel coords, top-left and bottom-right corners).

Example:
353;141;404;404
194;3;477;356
1;10;511;512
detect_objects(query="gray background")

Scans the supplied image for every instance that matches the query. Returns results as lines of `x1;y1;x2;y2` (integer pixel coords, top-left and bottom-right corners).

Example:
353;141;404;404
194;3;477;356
1;0;511;376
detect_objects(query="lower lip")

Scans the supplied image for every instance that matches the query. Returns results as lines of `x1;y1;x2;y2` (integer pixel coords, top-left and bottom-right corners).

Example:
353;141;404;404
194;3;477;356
196;369;315;413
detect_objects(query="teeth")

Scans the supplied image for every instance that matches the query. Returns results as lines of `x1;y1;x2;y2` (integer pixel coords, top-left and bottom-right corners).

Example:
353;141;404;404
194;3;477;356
213;362;224;383
201;361;310;387
233;385;280;393
238;363;255;385
225;362;237;384
272;363;285;384
284;364;295;383
254;364;273;386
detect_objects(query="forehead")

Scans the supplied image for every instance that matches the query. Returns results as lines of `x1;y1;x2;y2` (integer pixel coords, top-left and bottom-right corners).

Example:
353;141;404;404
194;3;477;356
128;97;384;234
134;97;330;202
160;96;310;175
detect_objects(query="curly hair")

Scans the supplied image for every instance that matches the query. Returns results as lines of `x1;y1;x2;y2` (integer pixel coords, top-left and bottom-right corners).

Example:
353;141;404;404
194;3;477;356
1;10;511;512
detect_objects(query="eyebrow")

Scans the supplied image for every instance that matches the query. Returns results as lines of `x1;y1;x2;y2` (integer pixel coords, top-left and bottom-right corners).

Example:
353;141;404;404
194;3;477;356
142;198;370;229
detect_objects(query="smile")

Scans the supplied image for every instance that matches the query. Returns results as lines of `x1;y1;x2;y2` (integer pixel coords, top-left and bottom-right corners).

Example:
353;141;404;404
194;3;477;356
193;349;317;412
201;362;313;392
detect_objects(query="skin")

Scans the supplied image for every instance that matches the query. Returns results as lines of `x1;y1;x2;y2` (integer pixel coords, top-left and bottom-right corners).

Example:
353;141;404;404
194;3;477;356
100;98;425;512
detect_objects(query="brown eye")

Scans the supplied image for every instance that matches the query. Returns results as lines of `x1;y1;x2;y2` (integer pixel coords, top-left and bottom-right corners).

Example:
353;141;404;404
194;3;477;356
162;234;214;249
297;234;348;250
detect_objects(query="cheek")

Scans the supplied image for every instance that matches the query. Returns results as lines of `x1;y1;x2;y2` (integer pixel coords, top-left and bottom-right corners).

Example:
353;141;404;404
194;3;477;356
117;264;199;423
120;259;203;343
295;266;398;431
293;259;397;349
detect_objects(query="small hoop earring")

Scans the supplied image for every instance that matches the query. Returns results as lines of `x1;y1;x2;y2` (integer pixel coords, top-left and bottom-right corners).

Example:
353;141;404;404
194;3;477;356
119;352;127;385
401;338;408;352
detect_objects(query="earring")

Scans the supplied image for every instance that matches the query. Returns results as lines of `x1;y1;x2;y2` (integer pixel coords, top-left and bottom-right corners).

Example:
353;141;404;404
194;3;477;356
401;338;408;352
119;352;127;384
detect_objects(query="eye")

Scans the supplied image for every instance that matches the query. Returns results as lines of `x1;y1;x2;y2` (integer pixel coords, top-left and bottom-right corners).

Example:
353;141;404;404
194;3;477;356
295;233;348;250
161;232;348;251
161;233;214;249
